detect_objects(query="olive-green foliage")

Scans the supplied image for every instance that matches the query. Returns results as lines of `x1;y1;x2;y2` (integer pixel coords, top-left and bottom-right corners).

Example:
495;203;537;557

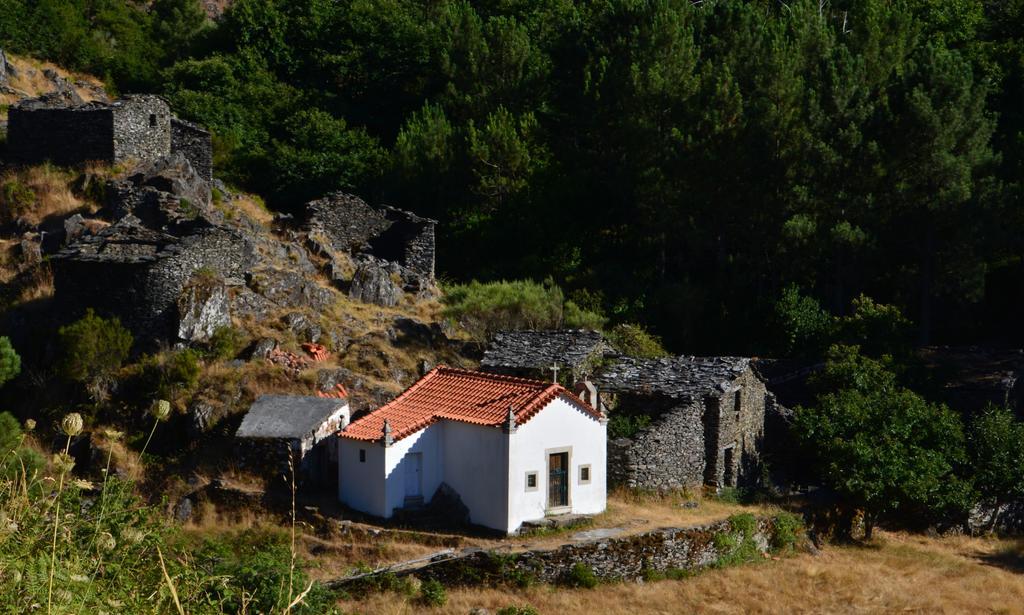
0;412;43;481
442;279;604;342
606;323;668;358
0;179;36;225
774;285;834;357
205;326;248;361
713;513;762;568
497;606;540;615
57;309;133;387
0;336;21;387
135;348;202;403
606;413;651;439
564;562;599;588
417;578;447;607
793;345;972;537
770;512;804;553
194;528;337;613
968;405;1024;514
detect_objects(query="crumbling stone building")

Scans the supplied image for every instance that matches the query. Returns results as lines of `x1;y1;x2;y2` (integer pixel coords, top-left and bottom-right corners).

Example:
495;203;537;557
479;330;774;491
594;356;771;490
6;94;212;180
51;216;254;342
304;192;437;306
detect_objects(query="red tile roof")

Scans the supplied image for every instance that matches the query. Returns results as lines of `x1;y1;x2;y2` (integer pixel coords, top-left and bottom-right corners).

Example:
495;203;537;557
339;366;601;443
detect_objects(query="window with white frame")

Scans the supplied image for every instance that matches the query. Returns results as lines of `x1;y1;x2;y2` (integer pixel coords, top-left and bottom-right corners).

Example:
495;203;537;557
525;471;538;491
579;464;591;484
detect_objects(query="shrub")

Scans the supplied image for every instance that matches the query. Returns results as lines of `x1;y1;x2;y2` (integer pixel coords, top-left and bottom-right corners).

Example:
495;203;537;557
206;326;247;361
968;405;1024;529
0;336;21;387
0;412;43;482
135;349;202;405
58;309;133;393
770;512;804;553
564;562;599;588
442;278;606;342
774;285;833;357
497;606;540;615
607;413;651;439
713;513;761;567
606;323;668;358
417;578;447;607
0;178;36;224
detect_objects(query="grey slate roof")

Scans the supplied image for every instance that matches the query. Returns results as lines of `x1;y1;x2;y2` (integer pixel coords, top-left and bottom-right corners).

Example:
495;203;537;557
481;330;612;372
593;355;751;401
236;395;347;440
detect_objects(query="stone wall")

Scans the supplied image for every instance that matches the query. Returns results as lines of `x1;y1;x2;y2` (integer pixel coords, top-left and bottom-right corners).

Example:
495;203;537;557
607;395;706;489
170;118;213;181
112;96;171;164
706;368;768;488
7;105;114;165
53;224;254;342
343;516;780;588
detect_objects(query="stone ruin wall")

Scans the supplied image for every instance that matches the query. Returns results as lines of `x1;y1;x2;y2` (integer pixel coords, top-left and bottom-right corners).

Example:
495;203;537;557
111;96;171;165
53;227;254;342
703;368;767;488
607;394;706;490
170;118;213;181
343;516;779;587
7;106;114;166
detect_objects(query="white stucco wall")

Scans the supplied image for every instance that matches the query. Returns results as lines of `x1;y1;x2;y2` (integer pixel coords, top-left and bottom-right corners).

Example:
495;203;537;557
337;438;386;517
383;423;444;517
336;395;605;534
441;420;509;531
506;396;607;533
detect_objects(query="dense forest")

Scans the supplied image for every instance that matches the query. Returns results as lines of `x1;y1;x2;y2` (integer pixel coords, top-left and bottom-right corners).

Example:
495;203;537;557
1;0;1022;353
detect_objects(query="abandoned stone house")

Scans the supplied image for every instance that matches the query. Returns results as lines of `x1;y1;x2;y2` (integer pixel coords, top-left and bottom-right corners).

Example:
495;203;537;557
51;215;254;342
6;94;212;180
480;329;612;383
480;330;774;491
594;355;771;490
235;395;351;488
304;192;437;306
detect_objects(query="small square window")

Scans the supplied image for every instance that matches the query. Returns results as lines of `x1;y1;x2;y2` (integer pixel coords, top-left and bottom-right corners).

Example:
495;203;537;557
579;465;591;484
525;471;538;491
359;449;366;463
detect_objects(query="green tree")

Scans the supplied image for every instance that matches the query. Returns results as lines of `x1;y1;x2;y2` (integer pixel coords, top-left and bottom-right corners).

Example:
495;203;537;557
58;310;133;396
0;337;21;388
793;345;970;538
968;405;1024;530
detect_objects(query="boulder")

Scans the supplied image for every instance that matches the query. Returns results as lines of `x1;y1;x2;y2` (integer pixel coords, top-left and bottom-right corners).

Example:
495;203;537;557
177;278;230;343
189;401;216;436
0;48;11;84
349;257;403;307
249;337;278;361
108;154;212;225
283;311;323;343
18;235;41;267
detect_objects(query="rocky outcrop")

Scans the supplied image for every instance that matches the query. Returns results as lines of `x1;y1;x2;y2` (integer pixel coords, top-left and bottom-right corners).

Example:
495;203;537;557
177;276;230;342
348;257;403;307
107;154;212;227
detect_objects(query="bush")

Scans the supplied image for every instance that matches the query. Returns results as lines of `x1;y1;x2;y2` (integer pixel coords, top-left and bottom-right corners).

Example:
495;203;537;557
0;178;36;224
0;412;43;482
770;512;804;553
564;562;599;588
206;326;247;361
417;578;447;607
607;413;651;439
134;349;202;405
0;336;21;387
606;323;668;358
442;278;603;342
58;309;133;393
497;606;540;615
774;285;833;357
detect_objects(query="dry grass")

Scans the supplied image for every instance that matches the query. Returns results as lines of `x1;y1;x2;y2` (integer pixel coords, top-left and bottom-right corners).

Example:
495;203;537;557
341;531;1024;614
0;54;106;117
0;164;94;226
224;193;275;227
